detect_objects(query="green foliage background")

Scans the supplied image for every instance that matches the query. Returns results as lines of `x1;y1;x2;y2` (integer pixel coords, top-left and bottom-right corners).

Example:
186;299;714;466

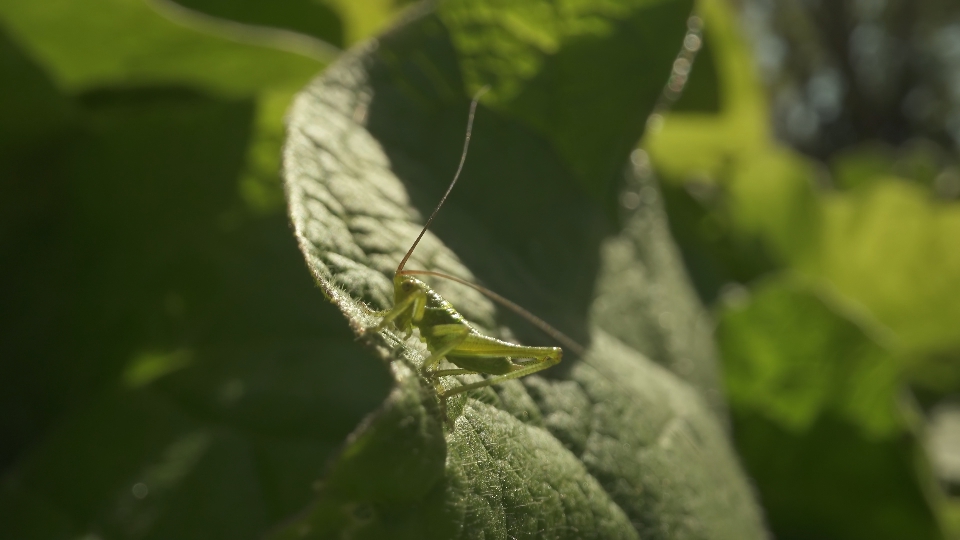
1;0;958;539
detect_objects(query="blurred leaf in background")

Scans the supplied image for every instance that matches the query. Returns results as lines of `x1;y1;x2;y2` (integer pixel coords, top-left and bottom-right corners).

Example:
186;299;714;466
719;277;938;540
647;0;960;539
0;0;410;536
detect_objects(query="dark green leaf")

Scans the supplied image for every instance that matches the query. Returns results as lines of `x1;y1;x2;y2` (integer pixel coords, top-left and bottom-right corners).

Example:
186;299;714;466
0;0;323;94
170;0;345;46
279;1;767;537
1;82;391;537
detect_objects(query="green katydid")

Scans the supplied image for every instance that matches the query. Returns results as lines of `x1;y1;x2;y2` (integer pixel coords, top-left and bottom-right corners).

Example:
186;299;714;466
373;88;584;400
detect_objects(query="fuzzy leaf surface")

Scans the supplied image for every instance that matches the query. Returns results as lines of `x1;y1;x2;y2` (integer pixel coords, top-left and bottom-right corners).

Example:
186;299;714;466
279;1;767;538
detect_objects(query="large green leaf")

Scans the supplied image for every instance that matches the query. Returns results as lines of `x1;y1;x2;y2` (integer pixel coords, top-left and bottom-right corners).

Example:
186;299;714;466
279;1;766;537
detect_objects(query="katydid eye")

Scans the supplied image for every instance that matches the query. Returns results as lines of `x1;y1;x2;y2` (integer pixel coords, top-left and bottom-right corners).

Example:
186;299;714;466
402;281;415;291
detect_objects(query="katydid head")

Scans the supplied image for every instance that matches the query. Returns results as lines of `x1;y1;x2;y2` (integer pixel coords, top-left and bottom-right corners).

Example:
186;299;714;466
395;86;489;277
393;273;423;303
390;273;427;332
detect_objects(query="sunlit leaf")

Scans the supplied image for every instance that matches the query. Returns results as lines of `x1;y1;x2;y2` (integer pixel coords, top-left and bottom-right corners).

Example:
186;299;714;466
278;1;767;537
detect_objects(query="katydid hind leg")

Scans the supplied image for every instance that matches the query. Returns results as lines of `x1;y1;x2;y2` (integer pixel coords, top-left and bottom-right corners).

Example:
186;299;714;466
425;368;475;378
432;332;562;383
441;349;561;398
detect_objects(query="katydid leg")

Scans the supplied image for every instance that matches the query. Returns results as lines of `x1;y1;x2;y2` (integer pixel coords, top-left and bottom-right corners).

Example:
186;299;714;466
441;350;561;398
374;288;426;334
